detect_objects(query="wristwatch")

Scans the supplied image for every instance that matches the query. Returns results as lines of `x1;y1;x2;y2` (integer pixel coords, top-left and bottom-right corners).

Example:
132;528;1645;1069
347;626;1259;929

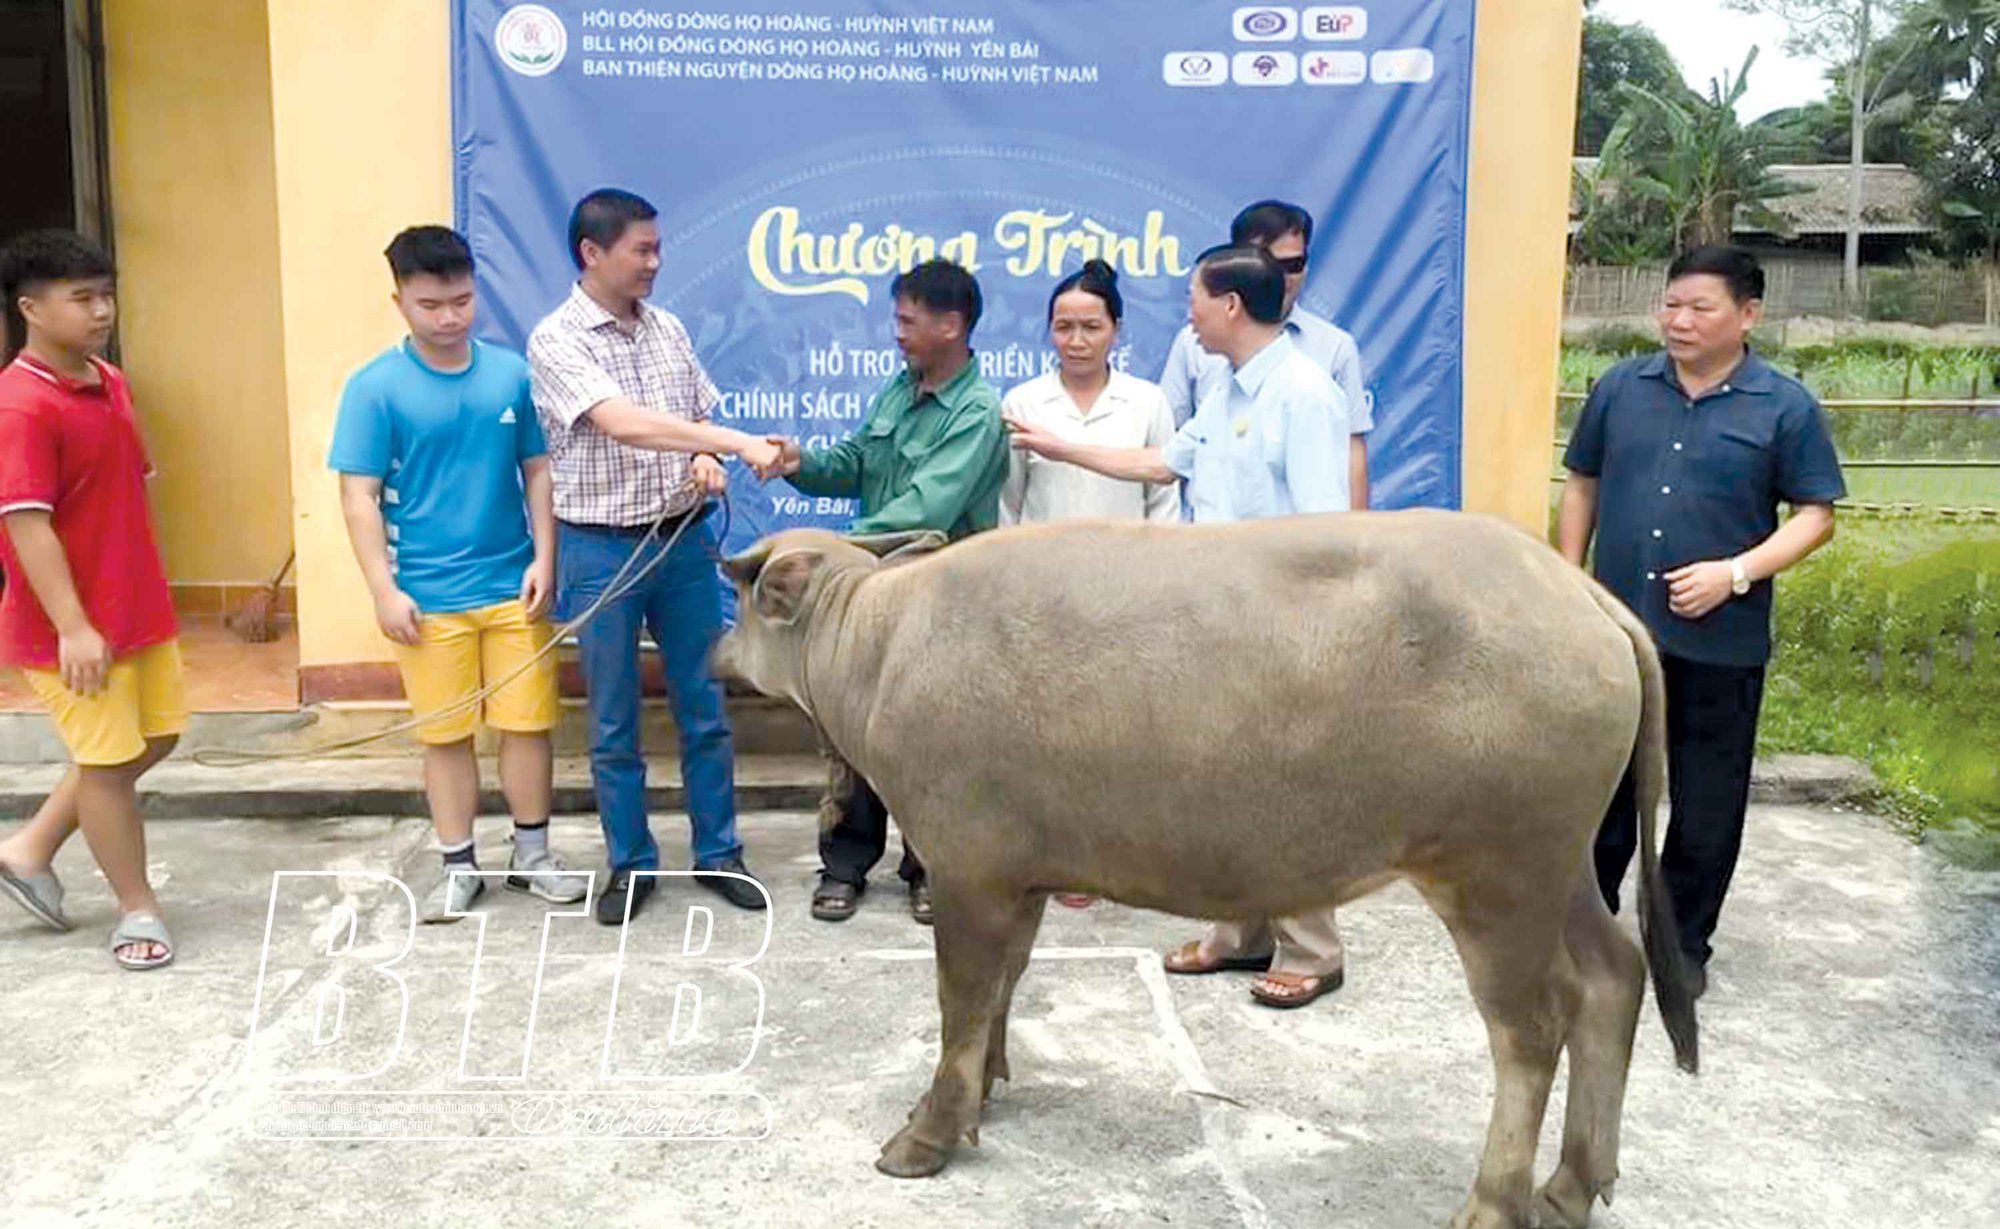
1728;557;1751;596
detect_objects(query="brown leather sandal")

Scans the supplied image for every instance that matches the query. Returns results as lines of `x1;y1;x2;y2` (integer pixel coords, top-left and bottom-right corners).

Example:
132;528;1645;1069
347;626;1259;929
1248;968;1344;1008
1162;939;1275;975
811;879;861;922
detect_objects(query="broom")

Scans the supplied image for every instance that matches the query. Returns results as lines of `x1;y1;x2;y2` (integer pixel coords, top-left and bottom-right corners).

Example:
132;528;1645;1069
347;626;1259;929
227;549;294;644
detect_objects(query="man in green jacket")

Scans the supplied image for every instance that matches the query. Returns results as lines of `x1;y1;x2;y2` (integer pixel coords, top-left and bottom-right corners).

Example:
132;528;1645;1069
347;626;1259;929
769;258;1007;924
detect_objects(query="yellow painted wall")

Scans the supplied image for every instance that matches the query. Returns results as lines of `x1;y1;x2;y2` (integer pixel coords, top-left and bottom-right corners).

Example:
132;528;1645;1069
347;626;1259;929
1461;0;1584;530
261;0;1577;672
103;0;293;584
264;0;453;669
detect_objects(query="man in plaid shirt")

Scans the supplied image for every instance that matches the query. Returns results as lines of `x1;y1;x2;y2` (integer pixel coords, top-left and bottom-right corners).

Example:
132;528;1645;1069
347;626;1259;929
527;188;782;926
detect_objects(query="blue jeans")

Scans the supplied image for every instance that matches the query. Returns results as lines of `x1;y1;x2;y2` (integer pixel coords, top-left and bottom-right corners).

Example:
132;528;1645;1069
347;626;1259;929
556;516;740;874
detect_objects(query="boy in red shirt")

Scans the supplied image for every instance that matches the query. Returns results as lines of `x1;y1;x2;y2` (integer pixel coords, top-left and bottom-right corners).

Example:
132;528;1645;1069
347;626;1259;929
0;230;182;969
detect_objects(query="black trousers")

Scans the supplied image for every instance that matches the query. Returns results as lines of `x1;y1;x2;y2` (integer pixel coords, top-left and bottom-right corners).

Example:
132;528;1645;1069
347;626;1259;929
1594;653;1766;966
819;777;925;888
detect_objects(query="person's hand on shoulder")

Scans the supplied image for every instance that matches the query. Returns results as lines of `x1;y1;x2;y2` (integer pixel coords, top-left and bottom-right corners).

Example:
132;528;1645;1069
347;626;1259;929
1002;410;1064;460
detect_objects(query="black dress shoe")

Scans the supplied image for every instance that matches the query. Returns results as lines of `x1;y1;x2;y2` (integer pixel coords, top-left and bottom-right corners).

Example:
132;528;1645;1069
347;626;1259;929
595;872;656;926
693;858;768;911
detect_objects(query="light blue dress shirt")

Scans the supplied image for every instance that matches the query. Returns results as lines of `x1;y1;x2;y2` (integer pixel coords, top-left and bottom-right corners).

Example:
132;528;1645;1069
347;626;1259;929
1158;306;1371;433
1161;333;1352;523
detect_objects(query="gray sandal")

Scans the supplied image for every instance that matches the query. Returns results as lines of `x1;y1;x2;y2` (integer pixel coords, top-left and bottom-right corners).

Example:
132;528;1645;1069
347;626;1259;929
109;911;173;970
0;862;71;932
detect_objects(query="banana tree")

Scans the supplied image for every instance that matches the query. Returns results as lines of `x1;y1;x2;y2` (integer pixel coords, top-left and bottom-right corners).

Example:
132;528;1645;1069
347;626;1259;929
1611;48;1803;252
1942;200;2000;326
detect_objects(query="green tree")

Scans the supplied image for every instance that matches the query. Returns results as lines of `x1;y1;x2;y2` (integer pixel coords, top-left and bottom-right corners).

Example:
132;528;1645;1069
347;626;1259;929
1887;0;2000;321
1923;89;2000;324
1576;15;1701;155
1746;1;1998;166
1750;94;1930;165
1573;112;1679;263
1612;48;1803;251
1723;0;1920;311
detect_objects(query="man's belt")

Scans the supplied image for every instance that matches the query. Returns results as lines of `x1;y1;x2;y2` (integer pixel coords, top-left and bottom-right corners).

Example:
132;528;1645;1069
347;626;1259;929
561;501;711;538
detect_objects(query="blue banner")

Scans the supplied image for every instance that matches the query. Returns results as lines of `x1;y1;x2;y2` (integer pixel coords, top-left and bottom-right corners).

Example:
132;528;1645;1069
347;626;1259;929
454;0;1474;552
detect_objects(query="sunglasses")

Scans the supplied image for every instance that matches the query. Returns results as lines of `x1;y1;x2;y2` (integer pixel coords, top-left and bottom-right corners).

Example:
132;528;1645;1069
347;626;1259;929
1270;254;1308;275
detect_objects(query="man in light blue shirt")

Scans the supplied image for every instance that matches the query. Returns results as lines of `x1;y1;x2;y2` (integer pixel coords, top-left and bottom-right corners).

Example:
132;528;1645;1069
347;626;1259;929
1164;328;1349;519
1158;200;1371;511
1004;244;1352;1010
330;225;588;925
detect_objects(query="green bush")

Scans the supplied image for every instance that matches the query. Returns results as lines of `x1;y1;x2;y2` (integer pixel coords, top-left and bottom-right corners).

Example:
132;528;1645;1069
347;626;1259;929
1861;270;1926;325
1764;521;2000;857
1572;323;1660;356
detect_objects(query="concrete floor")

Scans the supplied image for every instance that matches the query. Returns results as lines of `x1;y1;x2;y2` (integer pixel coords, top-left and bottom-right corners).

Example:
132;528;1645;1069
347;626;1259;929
2;804;1995;1228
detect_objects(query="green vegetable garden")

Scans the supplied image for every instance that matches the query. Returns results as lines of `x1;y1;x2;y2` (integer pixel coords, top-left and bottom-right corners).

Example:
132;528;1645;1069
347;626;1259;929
1557;335;2000;860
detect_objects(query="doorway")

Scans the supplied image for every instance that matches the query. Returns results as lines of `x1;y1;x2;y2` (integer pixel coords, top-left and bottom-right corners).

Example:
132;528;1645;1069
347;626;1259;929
0;0;110;245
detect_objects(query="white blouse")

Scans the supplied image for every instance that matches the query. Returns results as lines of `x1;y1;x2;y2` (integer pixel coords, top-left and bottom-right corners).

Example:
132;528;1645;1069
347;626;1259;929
999;369;1181;526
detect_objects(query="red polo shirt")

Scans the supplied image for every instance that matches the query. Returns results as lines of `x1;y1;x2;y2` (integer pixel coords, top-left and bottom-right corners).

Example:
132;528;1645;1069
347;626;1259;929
0;353;176;669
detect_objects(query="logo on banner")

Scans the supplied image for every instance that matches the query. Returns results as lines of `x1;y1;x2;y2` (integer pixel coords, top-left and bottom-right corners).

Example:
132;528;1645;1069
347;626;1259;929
1303;7;1369;41
495;4;567;78
1302;51;1367;85
1233;7;1299;41
1232;50;1298;86
1162;52;1228;87
1371;48;1436;85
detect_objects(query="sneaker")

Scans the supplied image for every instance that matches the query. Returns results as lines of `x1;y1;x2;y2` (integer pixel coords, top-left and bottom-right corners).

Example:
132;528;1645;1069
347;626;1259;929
421;870;486;924
505;846;591;904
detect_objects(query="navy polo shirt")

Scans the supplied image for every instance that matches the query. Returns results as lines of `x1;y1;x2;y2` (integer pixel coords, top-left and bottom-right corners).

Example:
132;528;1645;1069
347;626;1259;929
1564;349;1846;667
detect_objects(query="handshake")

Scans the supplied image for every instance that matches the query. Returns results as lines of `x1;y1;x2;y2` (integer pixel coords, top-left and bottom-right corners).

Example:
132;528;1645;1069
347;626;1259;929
729;434;802;483
687;434;800;496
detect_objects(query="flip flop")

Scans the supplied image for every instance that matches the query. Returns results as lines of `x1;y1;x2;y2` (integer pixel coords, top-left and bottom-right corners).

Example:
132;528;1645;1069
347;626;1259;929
1054;894;1097;909
1162;939;1275;976
0;862;71;932
108;911;174;971
1249;968;1344;1009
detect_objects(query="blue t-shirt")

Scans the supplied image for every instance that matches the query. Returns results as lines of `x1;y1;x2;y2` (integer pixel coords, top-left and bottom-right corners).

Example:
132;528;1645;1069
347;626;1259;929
327;340;546;615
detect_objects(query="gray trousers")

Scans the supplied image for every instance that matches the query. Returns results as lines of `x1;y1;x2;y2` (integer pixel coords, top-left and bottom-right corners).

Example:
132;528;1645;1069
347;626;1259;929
1204;910;1345;978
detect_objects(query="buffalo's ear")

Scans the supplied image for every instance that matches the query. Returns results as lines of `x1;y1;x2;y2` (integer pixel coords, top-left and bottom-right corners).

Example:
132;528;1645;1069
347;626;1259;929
724;540;776;584
752;549;823;623
845;529;947;567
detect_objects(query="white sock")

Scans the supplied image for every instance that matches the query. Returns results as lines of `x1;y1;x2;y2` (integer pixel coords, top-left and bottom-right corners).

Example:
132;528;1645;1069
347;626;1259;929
512;824;550;861
440;837;477;870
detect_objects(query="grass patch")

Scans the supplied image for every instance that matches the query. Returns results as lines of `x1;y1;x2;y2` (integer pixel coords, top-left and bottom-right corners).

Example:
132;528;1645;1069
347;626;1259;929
1762;518;2000;864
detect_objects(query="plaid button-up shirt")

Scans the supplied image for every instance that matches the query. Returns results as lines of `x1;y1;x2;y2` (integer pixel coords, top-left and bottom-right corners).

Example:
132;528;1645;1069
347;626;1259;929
526;284;718;526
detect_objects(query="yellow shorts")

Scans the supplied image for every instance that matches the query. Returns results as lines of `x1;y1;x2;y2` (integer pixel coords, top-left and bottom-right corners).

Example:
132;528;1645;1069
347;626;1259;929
393;599;558;745
22;639;189;767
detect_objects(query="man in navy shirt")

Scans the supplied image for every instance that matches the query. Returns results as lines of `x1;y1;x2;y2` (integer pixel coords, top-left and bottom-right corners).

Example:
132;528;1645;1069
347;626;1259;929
1560;245;1845;997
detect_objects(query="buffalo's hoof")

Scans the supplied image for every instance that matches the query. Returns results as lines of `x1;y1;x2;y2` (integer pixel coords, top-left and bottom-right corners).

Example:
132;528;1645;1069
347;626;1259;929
876;1127;953;1178
1448;1197;1525;1229
1530;1168;1609;1228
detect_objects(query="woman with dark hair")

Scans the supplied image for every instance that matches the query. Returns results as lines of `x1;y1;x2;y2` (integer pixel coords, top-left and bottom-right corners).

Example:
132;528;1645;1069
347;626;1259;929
1006;244;1356;996
999;260;1179;529
999;260;1176;909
